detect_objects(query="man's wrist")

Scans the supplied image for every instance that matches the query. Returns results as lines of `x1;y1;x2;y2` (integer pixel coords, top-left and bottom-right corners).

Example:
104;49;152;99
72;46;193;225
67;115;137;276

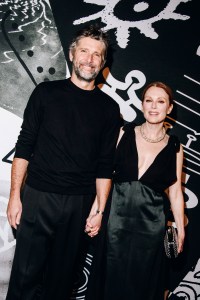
96;209;104;215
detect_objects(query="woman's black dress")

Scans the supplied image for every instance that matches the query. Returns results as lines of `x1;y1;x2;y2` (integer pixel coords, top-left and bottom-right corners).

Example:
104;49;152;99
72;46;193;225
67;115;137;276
104;123;180;300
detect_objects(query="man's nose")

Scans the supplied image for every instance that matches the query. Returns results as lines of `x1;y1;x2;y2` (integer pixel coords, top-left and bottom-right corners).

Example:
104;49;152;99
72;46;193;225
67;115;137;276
87;54;93;63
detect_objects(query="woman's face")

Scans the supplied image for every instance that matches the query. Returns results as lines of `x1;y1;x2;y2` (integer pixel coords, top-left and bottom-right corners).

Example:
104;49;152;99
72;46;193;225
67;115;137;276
142;86;173;124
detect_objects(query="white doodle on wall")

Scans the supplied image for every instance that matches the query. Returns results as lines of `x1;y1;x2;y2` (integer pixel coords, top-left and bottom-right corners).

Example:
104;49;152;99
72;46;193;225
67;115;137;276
71;253;92;299
169;258;200;299
174;100;200;117
0;0;52;49
183;174;198;209
197;46;200;56
0;182;16;254
173;75;200;176
73;0;191;48
1;50;14;64
0;0;66;118
99;67;146;121
167;114;200;176
184;75;200;86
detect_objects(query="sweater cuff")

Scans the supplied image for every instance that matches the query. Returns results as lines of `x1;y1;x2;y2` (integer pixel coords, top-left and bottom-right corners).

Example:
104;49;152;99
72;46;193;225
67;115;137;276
96;167;113;179
14;147;32;161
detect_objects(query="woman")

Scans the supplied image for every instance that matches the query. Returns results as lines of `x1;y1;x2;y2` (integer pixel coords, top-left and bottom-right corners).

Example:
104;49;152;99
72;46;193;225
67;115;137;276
102;82;185;300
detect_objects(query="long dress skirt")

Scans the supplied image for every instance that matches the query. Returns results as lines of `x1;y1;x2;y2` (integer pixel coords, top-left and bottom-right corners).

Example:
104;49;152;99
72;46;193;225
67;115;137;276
104;181;167;300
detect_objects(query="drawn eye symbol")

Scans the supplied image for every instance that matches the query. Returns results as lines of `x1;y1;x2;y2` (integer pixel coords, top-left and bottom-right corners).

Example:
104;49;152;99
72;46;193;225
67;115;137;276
114;1;165;22
73;0;191;49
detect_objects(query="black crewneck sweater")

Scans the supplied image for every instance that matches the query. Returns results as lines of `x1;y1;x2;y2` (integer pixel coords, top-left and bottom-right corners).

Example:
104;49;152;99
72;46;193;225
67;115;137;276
15;79;121;194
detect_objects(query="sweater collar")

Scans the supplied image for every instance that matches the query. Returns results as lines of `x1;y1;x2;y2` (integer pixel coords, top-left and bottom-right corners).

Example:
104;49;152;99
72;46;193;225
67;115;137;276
67;78;98;94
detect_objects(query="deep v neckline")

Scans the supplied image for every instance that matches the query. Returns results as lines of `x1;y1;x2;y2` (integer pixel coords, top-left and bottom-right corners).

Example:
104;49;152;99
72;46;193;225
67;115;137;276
133;129;171;181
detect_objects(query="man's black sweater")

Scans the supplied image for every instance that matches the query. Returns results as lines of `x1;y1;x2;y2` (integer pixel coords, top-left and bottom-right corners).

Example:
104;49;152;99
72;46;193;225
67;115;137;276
15;79;121;194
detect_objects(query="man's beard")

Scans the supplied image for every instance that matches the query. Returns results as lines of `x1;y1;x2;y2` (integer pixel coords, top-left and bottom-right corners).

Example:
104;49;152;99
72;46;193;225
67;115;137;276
73;63;99;82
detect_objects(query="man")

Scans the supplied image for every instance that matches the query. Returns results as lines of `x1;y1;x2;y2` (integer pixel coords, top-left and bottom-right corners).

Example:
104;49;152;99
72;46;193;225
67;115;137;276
6;24;121;300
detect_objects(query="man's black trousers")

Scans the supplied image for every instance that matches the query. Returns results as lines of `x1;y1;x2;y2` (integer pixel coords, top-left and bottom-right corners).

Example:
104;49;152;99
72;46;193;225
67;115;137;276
6;184;95;300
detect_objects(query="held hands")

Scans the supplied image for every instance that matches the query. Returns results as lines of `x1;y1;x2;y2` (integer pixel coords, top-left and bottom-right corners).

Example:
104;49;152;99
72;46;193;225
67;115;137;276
85;210;103;238
7;196;22;229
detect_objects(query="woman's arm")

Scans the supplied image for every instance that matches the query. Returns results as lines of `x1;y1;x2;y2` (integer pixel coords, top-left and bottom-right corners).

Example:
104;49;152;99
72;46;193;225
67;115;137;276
85;178;112;237
168;144;185;253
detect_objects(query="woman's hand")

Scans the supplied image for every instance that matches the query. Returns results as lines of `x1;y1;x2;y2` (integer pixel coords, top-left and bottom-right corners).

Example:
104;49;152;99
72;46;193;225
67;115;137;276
85;213;103;238
177;229;185;253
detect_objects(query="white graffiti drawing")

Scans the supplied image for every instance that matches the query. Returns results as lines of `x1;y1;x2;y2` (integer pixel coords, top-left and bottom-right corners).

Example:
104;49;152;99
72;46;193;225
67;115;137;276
197;46;200;56
169;258;200;300
0;182;16;254
165;75;200;177
167;131;200;176
173;75;200;176
183;174;198;209
71;253;93;299
0;0;52;48
99;67;146;121
1;51;14;64
73;0;191;48
0;0;67;118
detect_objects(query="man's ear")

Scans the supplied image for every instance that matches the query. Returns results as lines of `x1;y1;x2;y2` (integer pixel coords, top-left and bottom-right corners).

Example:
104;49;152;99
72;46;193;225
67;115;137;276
101;59;106;69
69;50;73;62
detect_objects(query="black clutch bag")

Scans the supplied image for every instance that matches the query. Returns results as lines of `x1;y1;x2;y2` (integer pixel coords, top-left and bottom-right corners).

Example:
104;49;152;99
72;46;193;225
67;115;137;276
164;226;178;259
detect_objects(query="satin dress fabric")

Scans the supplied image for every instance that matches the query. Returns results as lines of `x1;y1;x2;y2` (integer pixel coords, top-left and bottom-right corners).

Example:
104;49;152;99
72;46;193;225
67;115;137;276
104;123;180;300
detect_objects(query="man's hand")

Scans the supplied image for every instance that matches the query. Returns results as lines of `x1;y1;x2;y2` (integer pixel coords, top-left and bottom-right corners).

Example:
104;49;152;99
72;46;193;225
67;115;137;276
7;157;28;229
85;213;103;238
7;197;22;229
